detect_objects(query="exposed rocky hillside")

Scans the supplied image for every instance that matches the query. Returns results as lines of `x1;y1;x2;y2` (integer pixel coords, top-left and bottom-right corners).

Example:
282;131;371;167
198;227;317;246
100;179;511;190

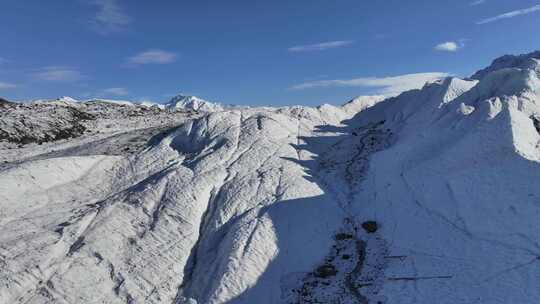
0;101;94;145
0;98;200;166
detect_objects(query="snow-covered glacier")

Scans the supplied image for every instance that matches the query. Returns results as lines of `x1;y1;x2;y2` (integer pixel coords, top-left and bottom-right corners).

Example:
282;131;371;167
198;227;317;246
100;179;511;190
1;51;540;303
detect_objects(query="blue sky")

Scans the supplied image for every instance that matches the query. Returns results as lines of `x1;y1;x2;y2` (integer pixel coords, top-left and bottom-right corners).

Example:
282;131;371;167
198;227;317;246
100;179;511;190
1;0;539;106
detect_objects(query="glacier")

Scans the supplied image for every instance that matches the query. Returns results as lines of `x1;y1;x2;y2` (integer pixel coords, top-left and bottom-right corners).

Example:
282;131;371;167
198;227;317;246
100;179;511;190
1;51;540;303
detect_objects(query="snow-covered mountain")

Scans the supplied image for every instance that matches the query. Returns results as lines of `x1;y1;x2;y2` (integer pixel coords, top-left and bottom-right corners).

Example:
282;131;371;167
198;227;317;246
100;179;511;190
165;94;224;112
30;96;80;107
2;51;540;304
0;97;14;107
85;98;139;106
31;97;141;107
471;50;540;80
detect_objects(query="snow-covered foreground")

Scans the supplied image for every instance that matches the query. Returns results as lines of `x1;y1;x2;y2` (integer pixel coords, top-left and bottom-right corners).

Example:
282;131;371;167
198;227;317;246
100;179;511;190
1;51;540;303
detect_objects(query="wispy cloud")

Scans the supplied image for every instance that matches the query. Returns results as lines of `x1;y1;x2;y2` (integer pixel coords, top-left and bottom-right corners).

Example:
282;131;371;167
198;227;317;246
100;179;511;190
477;4;540;24
89;0;131;34
33;66;83;82
434;41;464;52
0;82;17;90
127;50;177;65
288;40;354;52
102;87;129;96
290;72;449;96
470;0;486;6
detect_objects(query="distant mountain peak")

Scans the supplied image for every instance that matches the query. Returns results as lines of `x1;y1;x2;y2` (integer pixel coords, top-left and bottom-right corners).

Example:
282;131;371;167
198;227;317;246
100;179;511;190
55;96;78;103
166;94;223;112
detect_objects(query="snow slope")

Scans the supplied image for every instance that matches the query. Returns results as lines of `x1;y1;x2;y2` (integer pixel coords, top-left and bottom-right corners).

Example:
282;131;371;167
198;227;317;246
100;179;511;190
2;51;540;303
341;95;386;115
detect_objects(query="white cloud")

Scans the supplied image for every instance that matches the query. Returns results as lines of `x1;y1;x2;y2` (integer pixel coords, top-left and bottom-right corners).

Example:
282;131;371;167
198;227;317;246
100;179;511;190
0;82;17;90
470;0;486;6
90;0;131;34
33;67;83;82
290;72;449;96
477;4;540;24
434;41;462;52
288;40;354;52
102;87;129;96
127;50;177;65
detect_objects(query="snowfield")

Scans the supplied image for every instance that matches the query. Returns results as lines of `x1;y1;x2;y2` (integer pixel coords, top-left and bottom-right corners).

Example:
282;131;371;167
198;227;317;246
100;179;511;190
1;51;540;303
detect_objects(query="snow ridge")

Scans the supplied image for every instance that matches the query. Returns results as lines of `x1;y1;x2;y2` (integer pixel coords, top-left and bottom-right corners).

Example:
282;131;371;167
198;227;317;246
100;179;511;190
471;50;540;80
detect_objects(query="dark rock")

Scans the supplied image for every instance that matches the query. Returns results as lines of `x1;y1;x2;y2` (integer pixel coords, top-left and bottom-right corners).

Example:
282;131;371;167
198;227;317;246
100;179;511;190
335;233;354;241
314;264;338;278
362;221;378;233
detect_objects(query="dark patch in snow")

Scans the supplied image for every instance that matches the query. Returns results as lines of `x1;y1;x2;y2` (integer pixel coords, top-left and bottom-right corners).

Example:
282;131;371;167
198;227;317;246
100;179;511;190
256;115;264;130
67;236;85;256
93;252;104;263
335;233;354;240
531;116;540;135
